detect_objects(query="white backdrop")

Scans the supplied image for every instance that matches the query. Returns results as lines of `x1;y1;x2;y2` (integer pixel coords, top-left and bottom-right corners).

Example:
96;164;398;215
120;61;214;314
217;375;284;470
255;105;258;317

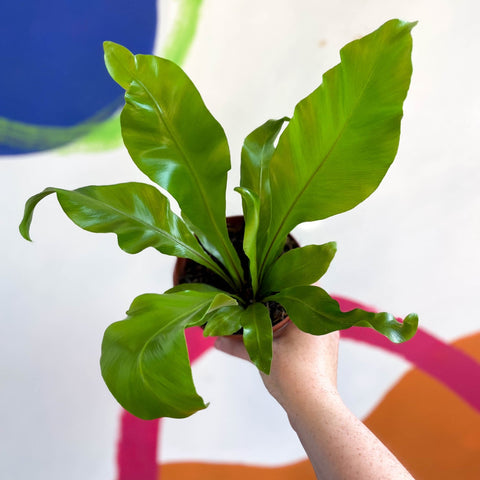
1;0;479;478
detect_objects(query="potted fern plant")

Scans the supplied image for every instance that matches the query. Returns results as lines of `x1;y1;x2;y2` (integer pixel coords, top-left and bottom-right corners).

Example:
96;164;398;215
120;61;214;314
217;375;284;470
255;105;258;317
20;19;418;420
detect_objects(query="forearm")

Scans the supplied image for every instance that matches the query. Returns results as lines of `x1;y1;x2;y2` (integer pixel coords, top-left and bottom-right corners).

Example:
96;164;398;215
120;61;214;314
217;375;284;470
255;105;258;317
215;328;413;479
285;389;414;480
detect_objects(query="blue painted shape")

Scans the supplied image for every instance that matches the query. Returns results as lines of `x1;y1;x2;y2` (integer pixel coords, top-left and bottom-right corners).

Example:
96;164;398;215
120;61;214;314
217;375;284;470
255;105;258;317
0;0;157;154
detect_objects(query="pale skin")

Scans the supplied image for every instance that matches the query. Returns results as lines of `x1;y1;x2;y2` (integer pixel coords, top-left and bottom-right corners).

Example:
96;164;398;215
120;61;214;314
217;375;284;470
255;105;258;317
214;323;415;480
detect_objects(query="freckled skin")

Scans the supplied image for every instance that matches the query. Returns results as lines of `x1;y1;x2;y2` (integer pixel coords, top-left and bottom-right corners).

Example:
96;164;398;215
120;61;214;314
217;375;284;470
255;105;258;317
215;323;415;480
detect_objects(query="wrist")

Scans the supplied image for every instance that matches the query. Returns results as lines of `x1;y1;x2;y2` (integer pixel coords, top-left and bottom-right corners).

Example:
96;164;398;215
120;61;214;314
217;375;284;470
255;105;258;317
284;386;343;430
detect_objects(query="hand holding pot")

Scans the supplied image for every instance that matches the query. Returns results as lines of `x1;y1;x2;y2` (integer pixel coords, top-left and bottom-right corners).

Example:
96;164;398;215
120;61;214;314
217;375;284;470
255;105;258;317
214;322;340;413
215;323;414;480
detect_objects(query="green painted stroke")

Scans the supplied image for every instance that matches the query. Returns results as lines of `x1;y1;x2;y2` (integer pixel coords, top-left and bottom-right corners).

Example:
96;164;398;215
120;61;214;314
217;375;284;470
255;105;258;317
0;0;205;154
0;104;122;153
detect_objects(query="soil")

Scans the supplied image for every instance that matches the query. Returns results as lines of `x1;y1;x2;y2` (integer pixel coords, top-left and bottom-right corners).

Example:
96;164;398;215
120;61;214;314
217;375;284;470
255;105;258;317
175;217;299;327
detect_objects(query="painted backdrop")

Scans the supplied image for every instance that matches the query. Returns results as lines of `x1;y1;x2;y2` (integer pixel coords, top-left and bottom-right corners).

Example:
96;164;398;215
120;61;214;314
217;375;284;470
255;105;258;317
1;0;479;479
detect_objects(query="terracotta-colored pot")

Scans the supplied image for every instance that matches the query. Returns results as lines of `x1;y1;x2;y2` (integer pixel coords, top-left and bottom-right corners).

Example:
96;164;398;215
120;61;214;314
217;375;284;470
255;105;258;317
272;316;291;337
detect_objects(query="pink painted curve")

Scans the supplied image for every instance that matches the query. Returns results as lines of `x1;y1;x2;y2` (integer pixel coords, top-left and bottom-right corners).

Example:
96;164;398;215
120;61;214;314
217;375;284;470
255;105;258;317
117;298;480;479
117;327;215;480
117;411;159;480
335;296;480;413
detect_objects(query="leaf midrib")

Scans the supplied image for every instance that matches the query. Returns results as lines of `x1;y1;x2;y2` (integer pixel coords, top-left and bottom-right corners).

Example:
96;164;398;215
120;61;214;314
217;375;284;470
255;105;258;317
275;291;351;327
64;188;209;262
261;45;383;275
128;66;242;282
257;138;272;206
135;298;210;402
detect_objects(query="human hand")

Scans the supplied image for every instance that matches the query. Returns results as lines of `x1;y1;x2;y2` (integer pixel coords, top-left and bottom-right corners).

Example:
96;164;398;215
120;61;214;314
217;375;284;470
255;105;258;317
215;321;415;480
214;322;340;413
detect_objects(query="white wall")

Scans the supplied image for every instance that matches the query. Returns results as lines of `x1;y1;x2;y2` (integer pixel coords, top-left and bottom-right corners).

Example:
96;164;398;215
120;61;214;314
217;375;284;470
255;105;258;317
1;0;479;478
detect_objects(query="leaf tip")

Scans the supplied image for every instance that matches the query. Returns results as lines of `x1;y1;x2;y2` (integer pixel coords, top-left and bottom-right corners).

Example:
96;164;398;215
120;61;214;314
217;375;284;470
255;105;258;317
328;240;338;252
18;222;32;242
404;312;419;329
19;188;57;242
386;18;418;31
390;312;419;343
103;40;132;56
260;362;271;375
406;20;419;30
103;40;114;52
103;41;135;90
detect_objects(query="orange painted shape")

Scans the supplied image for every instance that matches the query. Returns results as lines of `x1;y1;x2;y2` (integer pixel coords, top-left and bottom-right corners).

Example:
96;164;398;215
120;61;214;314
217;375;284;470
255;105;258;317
159;459;315;480
158;333;480;480
364;332;480;479
456;333;480;362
